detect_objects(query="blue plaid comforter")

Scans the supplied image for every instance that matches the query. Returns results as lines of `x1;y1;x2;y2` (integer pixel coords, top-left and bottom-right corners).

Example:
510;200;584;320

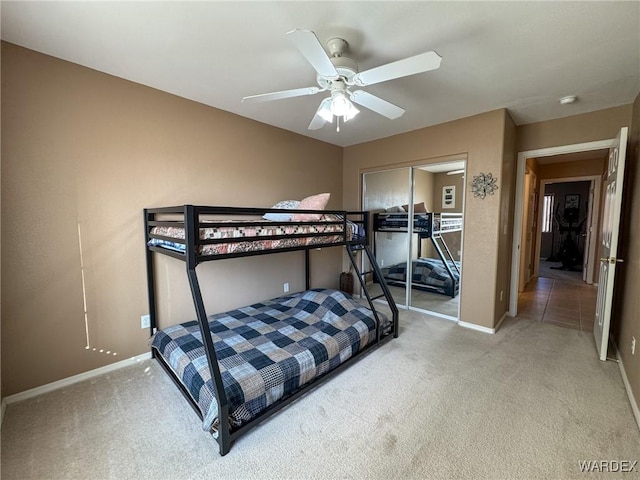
152;289;388;433
382;257;460;296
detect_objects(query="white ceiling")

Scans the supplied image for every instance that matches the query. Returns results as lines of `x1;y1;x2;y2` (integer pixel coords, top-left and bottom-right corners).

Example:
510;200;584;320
2;1;639;147
418;161;466;174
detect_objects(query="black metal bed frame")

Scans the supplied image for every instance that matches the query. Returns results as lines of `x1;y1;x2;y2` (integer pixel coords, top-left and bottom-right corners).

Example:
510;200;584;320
143;205;398;455
373;212;462;298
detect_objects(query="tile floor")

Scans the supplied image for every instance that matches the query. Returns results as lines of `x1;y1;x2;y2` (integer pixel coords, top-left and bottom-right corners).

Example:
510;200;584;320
517;276;597;331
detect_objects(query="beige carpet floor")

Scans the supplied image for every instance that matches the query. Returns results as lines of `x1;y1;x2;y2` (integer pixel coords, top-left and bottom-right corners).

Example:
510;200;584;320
367;283;459;318
2;310;639;480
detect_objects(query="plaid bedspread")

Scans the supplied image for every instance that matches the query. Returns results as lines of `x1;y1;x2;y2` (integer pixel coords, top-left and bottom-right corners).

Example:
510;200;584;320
148;215;361;256
152;289;389;433
382;257;460;296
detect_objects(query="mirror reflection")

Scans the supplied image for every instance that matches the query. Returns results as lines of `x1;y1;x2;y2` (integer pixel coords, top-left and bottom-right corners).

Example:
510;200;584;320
363;160;465;320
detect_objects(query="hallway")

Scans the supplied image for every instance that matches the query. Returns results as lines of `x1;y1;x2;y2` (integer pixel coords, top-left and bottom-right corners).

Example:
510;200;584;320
517;276;597;331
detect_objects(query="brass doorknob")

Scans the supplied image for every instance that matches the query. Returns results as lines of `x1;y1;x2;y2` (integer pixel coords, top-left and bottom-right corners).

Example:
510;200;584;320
600;257;624;264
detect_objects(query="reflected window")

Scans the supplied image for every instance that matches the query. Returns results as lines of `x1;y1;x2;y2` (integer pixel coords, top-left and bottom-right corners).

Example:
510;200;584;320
542;194;554;233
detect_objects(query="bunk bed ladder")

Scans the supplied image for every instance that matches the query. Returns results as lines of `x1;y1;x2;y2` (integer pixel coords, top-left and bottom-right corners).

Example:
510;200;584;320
346;245;399;339
430;232;460;298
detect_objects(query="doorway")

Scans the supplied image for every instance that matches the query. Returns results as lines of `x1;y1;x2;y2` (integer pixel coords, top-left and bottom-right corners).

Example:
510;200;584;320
510;141;614;315
510;143;613;332
519;175;602;332
362;159;465;321
537;180;593;284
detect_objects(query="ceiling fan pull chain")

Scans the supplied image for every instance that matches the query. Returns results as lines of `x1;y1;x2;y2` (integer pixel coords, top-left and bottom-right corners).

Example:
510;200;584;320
336;116;340;132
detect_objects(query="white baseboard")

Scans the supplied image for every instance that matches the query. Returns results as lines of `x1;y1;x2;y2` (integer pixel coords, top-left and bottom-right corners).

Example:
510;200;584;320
616;348;640;431
3;352;151;409
458;320;495;334
494;311;509;333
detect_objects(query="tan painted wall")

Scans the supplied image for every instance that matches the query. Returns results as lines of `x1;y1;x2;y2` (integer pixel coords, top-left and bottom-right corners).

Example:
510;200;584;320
415;168;435;259
612;92;640;416
432;171;463;261
344;110;508;329
1;43;343;396
537;157;606;180
517;105;632;152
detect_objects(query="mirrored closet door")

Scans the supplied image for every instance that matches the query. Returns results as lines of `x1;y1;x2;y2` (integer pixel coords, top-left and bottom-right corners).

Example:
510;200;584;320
363;160;465;320
408;162;464;319
362;168;411;308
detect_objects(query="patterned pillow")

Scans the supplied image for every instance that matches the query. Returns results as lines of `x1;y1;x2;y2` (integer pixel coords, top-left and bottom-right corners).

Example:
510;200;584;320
402;202;428;213
291;193;331;221
263;200;300;221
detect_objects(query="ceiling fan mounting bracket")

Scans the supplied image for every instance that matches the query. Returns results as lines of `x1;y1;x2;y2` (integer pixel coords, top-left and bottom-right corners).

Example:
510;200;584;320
327;37;349;57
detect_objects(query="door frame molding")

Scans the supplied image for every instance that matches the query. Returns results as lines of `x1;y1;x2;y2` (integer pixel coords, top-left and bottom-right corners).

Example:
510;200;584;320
509;139;615;317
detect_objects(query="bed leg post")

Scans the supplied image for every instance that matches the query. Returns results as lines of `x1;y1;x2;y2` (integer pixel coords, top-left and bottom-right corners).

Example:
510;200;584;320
218;418;231;456
305;250;310;290
218;402;231;455
143;208;158;340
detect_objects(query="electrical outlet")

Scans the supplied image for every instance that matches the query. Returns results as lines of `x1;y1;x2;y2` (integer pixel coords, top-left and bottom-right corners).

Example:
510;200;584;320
141;314;150;329
632;336;636;355
284;282;289;293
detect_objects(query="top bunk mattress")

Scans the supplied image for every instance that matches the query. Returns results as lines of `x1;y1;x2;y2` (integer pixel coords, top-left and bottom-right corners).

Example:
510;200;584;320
148;215;362;256
151;288;390;434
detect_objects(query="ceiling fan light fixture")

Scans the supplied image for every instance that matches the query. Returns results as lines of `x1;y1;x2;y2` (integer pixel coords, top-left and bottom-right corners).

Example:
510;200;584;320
330;91;351;116
330;91;359;120
317;98;334;122
342;103;359;122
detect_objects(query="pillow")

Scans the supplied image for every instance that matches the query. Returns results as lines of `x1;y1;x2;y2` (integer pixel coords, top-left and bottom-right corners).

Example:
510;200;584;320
385;205;406;213
263;200;300;221
402;202;428;213
414;202;428;213
291;193;331;221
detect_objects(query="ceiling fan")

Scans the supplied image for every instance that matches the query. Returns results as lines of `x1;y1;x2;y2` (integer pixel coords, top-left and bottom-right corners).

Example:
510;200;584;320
242;29;442;131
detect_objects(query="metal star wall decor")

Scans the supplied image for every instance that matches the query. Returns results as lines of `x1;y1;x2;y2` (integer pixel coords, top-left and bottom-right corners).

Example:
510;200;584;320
470;172;498;199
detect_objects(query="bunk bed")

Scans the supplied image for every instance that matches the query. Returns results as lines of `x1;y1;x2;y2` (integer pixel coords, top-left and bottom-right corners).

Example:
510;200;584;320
144;205;398;456
373;211;462;298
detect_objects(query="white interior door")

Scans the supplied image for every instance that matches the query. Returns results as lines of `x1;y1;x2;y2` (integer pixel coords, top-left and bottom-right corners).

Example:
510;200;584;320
582;182;595;282
518;171;536;291
594;127;628;361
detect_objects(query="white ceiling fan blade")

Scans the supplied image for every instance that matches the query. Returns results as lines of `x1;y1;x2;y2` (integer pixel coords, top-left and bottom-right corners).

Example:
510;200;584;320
354;51;442;86
308;113;325;130
350;90;405;119
242;86;320;103
287;29;339;79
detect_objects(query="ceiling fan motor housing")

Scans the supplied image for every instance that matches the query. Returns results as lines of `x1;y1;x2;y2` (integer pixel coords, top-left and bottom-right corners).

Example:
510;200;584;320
317;54;358;87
